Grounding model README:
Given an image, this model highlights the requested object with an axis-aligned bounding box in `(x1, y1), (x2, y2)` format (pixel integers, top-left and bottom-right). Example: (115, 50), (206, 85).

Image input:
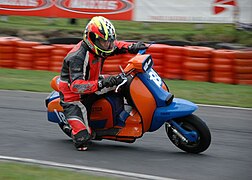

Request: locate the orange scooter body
(46, 54), (168, 142)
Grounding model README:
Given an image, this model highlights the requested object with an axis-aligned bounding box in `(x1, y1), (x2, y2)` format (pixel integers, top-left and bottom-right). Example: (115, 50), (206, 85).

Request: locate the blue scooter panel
(149, 98), (198, 131)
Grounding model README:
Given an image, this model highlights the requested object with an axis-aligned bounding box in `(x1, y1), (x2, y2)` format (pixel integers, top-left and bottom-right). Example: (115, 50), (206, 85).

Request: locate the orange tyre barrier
(102, 55), (122, 74)
(16, 40), (40, 48)
(212, 77), (235, 84)
(212, 50), (235, 59)
(236, 79), (252, 85)
(50, 44), (72, 72)
(184, 46), (213, 58)
(163, 46), (184, 80)
(164, 45), (184, 55)
(102, 64), (121, 74)
(164, 54), (182, 63)
(0, 46), (15, 53)
(1, 35), (252, 86)
(182, 46), (213, 82)
(183, 74), (209, 82)
(212, 57), (233, 65)
(0, 37), (21, 68)
(233, 50), (252, 85)
(165, 62), (182, 69)
(236, 73), (252, 80)
(120, 54), (134, 68)
(153, 65), (163, 76)
(234, 66), (252, 74)
(146, 44), (166, 75)
(234, 58), (252, 66)
(212, 64), (233, 72)
(235, 50), (252, 59)
(211, 50), (235, 84)
(183, 60), (210, 71)
(146, 44), (167, 53)
(15, 40), (40, 70)
(33, 45), (54, 71)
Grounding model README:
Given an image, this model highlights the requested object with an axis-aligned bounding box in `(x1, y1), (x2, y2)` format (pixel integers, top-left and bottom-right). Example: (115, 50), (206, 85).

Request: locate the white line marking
(0, 155), (176, 180)
(197, 104), (252, 111)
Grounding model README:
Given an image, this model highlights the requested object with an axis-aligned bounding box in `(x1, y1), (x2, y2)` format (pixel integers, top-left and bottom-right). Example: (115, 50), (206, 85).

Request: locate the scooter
(45, 48), (211, 154)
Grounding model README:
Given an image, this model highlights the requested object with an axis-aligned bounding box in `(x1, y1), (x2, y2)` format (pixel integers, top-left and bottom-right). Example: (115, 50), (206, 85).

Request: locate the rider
(58, 16), (147, 151)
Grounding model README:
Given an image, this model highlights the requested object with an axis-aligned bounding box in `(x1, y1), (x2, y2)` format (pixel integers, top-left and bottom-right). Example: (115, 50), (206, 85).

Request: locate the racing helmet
(83, 16), (116, 57)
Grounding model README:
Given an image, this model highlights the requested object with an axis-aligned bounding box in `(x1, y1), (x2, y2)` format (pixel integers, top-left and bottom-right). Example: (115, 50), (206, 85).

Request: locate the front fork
(166, 120), (198, 143)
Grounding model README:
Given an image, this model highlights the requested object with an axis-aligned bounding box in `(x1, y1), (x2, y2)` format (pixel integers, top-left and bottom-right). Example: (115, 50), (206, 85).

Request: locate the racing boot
(72, 129), (91, 151)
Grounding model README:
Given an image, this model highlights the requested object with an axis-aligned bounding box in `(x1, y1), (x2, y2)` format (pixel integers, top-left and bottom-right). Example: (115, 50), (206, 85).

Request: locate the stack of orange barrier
(211, 50), (235, 84)
(183, 46), (213, 82)
(119, 42), (135, 70)
(121, 53), (135, 67)
(102, 54), (123, 75)
(16, 40), (40, 70)
(234, 50), (252, 85)
(1, 36), (251, 86)
(163, 46), (184, 79)
(50, 44), (73, 72)
(0, 37), (21, 68)
(146, 44), (167, 76)
(33, 45), (55, 71)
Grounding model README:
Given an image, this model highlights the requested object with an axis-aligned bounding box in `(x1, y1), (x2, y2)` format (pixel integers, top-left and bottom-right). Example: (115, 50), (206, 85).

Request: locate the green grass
(0, 161), (117, 180)
(0, 16), (252, 46)
(0, 68), (251, 108)
(0, 68), (58, 92)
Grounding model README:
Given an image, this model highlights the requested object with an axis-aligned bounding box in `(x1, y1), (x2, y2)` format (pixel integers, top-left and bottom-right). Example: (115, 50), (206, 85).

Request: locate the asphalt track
(0, 90), (252, 180)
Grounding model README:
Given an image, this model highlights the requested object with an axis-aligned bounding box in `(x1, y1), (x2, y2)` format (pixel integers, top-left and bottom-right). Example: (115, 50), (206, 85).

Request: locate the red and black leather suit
(58, 40), (130, 147)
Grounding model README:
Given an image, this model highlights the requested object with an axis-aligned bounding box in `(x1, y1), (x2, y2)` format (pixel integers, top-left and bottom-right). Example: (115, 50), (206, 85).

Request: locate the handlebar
(138, 41), (155, 55)
(114, 42), (155, 93)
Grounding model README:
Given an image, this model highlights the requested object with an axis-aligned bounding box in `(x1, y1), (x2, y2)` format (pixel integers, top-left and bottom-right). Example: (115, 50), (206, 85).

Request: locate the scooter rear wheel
(165, 114), (211, 154)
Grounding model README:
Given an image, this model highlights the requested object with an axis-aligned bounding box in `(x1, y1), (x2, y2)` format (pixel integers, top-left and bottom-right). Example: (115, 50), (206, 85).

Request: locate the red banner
(0, 0), (134, 20)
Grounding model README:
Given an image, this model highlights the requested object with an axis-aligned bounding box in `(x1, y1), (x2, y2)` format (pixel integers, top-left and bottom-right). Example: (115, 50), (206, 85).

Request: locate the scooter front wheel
(165, 114), (211, 154)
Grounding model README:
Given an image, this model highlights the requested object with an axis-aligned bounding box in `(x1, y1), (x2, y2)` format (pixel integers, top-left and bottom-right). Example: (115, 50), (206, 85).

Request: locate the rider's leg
(61, 101), (91, 151)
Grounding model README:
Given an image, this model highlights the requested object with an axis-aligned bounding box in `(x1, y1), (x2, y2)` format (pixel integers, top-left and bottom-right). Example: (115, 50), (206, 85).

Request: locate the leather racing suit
(58, 40), (130, 148)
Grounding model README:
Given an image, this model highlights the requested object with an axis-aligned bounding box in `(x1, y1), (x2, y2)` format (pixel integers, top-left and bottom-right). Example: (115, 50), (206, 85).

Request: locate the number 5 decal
(148, 69), (162, 87)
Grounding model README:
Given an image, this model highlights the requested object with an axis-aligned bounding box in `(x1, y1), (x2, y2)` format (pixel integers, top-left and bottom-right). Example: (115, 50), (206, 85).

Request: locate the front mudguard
(149, 98), (198, 131)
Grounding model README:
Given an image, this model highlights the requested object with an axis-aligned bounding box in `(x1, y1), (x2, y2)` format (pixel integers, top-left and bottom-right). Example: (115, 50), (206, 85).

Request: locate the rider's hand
(128, 41), (147, 54)
(98, 75), (122, 89)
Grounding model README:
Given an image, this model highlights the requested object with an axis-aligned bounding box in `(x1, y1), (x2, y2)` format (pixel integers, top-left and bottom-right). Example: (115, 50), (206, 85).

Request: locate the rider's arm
(112, 41), (147, 55)
(112, 41), (131, 55)
(68, 56), (99, 94)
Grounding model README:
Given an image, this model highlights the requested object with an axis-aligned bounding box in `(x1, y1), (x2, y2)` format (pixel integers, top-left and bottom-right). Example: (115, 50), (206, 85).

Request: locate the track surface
(0, 90), (252, 180)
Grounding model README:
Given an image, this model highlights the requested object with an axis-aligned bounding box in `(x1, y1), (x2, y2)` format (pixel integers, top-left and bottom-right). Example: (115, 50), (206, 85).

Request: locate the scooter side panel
(129, 76), (156, 133)
(90, 98), (114, 129)
(149, 98), (198, 131)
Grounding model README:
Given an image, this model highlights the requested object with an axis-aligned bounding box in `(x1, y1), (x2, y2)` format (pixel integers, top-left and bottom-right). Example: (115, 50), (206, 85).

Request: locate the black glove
(128, 41), (147, 54)
(98, 75), (122, 89)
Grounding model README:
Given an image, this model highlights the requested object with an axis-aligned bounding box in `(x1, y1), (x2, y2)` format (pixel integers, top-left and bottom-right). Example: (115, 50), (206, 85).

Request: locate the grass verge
(0, 16), (252, 46)
(0, 68), (251, 108)
(0, 161), (116, 180)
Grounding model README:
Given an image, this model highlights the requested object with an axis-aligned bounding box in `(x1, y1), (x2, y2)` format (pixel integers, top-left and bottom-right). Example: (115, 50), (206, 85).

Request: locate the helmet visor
(94, 37), (115, 51)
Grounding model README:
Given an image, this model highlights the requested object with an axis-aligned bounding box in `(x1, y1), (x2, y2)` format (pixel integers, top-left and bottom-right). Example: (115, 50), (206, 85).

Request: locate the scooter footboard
(149, 98), (198, 131)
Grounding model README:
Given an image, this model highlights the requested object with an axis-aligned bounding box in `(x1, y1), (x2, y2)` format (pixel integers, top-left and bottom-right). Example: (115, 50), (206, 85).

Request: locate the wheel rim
(167, 122), (201, 148)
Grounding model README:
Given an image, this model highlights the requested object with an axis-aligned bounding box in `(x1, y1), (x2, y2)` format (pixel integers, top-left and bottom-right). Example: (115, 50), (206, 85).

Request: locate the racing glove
(128, 41), (147, 54)
(98, 75), (122, 90)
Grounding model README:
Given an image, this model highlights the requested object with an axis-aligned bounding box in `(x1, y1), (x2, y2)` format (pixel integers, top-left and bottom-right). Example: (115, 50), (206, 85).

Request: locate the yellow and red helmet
(83, 16), (116, 57)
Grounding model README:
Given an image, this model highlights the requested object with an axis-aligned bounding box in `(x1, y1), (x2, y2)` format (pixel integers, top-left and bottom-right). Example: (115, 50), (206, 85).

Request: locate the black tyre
(58, 122), (72, 138)
(165, 114), (211, 154)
